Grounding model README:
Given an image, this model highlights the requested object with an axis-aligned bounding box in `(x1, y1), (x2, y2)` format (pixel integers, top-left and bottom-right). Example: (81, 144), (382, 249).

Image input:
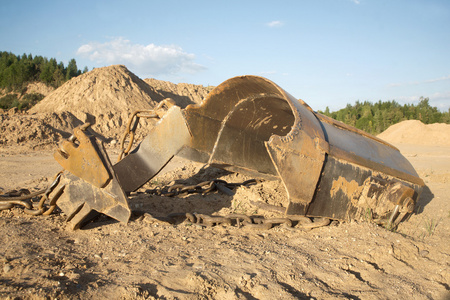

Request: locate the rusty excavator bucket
(53, 76), (424, 229)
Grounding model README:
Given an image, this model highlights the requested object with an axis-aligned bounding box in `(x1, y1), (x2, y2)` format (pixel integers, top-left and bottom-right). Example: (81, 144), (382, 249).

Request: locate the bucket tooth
(54, 124), (130, 229)
(57, 172), (130, 229)
(54, 106), (191, 229)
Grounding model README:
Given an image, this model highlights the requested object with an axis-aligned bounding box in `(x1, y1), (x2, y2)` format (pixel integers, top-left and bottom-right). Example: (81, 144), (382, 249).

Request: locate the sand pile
(2, 65), (212, 149)
(1, 82), (54, 98)
(378, 120), (450, 146)
(29, 65), (164, 137)
(24, 82), (55, 96)
(144, 78), (213, 108)
(0, 111), (82, 149)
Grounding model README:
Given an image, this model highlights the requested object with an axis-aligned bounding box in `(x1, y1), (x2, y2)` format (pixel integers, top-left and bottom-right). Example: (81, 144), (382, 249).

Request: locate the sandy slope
(377, 120), (450, 146)
(0, 141), (449, 300)
(1, 66), (213, 150)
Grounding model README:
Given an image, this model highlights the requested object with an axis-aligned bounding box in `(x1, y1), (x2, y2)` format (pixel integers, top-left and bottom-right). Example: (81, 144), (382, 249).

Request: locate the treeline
(0, 51), (87, 91)
(319, 97), (450, 135)
(0, 51), (88, 110)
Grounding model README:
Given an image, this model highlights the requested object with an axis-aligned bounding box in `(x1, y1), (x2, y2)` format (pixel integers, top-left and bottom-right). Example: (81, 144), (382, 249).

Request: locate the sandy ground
(0, 144), (449, 300)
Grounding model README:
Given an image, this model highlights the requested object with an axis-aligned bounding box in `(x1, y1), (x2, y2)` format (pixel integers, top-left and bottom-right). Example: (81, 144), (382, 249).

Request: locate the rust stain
(330, 176), (361, 200)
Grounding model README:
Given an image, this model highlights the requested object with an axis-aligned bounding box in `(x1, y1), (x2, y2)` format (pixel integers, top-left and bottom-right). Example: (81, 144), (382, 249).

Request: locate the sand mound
(3, 65), (213, 149)
(377, 120), (450, 146)
(0, 111), (82, 149)
(28, 65), (169, 142)
(25, 82), (54, 96)
(144, 78), (213, 108)
(27, 65), (213, 142)
(1, 82), (54, 99)
(30, 65), (163, 123)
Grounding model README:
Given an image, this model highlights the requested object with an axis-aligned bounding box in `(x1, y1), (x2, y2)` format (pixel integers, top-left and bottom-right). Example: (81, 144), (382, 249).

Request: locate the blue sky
(1, 0), (449, 112)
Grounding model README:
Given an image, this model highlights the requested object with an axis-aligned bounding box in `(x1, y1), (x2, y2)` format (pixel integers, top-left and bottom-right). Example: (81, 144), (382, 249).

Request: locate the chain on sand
(117, 99), (176, 161)
(141, 212), (330, 231)
(0, 171), (64, 216)
(0, 170), (332, 231)
(141, 179), (331, 231)
(1, 174), (331, 230)
(144, 179), (262, 197)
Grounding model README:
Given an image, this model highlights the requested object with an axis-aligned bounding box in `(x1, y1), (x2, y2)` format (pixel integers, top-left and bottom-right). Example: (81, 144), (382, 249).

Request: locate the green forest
(319, 98), (450, 135)
(0, 51), (86, 110)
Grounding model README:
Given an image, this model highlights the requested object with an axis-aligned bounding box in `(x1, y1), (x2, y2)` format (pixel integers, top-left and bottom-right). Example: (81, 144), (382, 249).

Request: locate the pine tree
(66, 58), (78, 81)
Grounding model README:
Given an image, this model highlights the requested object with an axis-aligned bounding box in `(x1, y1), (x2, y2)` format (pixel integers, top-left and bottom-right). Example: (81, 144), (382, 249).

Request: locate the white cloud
(266, 20), (284, 28)
(424, 75), (450, 84)
(429, 91), (450, 100)
(394, 92), (450, 111)
(351, 0), (360, 4)
(77, 37), (206, 76)
(388, 75), (450, 88)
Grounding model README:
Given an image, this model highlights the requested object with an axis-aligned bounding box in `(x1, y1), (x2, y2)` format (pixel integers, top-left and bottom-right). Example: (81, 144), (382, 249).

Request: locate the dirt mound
(2, 65), (214, 150)
(24, 82), (54, 96)
(27, 65), (169, 143)
(144, 78), (213, 108)
(30, 65), (162, 122)
(0, 82), (53, 99)
(0, 111), (82, 150)
(378, 120), (450, 146)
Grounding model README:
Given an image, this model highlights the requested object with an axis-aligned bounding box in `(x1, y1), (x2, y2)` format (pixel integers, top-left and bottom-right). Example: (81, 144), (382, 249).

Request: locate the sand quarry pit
(0, 66), (449, 299)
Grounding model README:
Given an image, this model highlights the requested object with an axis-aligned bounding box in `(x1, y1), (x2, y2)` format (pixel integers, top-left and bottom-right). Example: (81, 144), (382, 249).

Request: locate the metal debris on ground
(140, 212), (331, 231)
(143, 179), (262, 197)
(0, 172), (64, 216)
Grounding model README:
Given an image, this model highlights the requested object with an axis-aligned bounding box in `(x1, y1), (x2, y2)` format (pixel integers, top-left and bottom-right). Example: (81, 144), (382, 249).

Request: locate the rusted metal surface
(117, 98), (176, 161)
(57, 171), (130, 229)
(318, 117), (424, 186)
(180, 76), (328, 217)
(179, 76), (423, 224)
(54, 124), (130, 229)
(54, 123), (111, 189)
(53, 75), (424, 229)
(113, 105), (191, 193)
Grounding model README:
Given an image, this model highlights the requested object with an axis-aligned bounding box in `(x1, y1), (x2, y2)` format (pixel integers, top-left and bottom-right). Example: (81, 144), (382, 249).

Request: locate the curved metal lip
(197, 75), (325, 148)
(187, 75), (424, 187)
